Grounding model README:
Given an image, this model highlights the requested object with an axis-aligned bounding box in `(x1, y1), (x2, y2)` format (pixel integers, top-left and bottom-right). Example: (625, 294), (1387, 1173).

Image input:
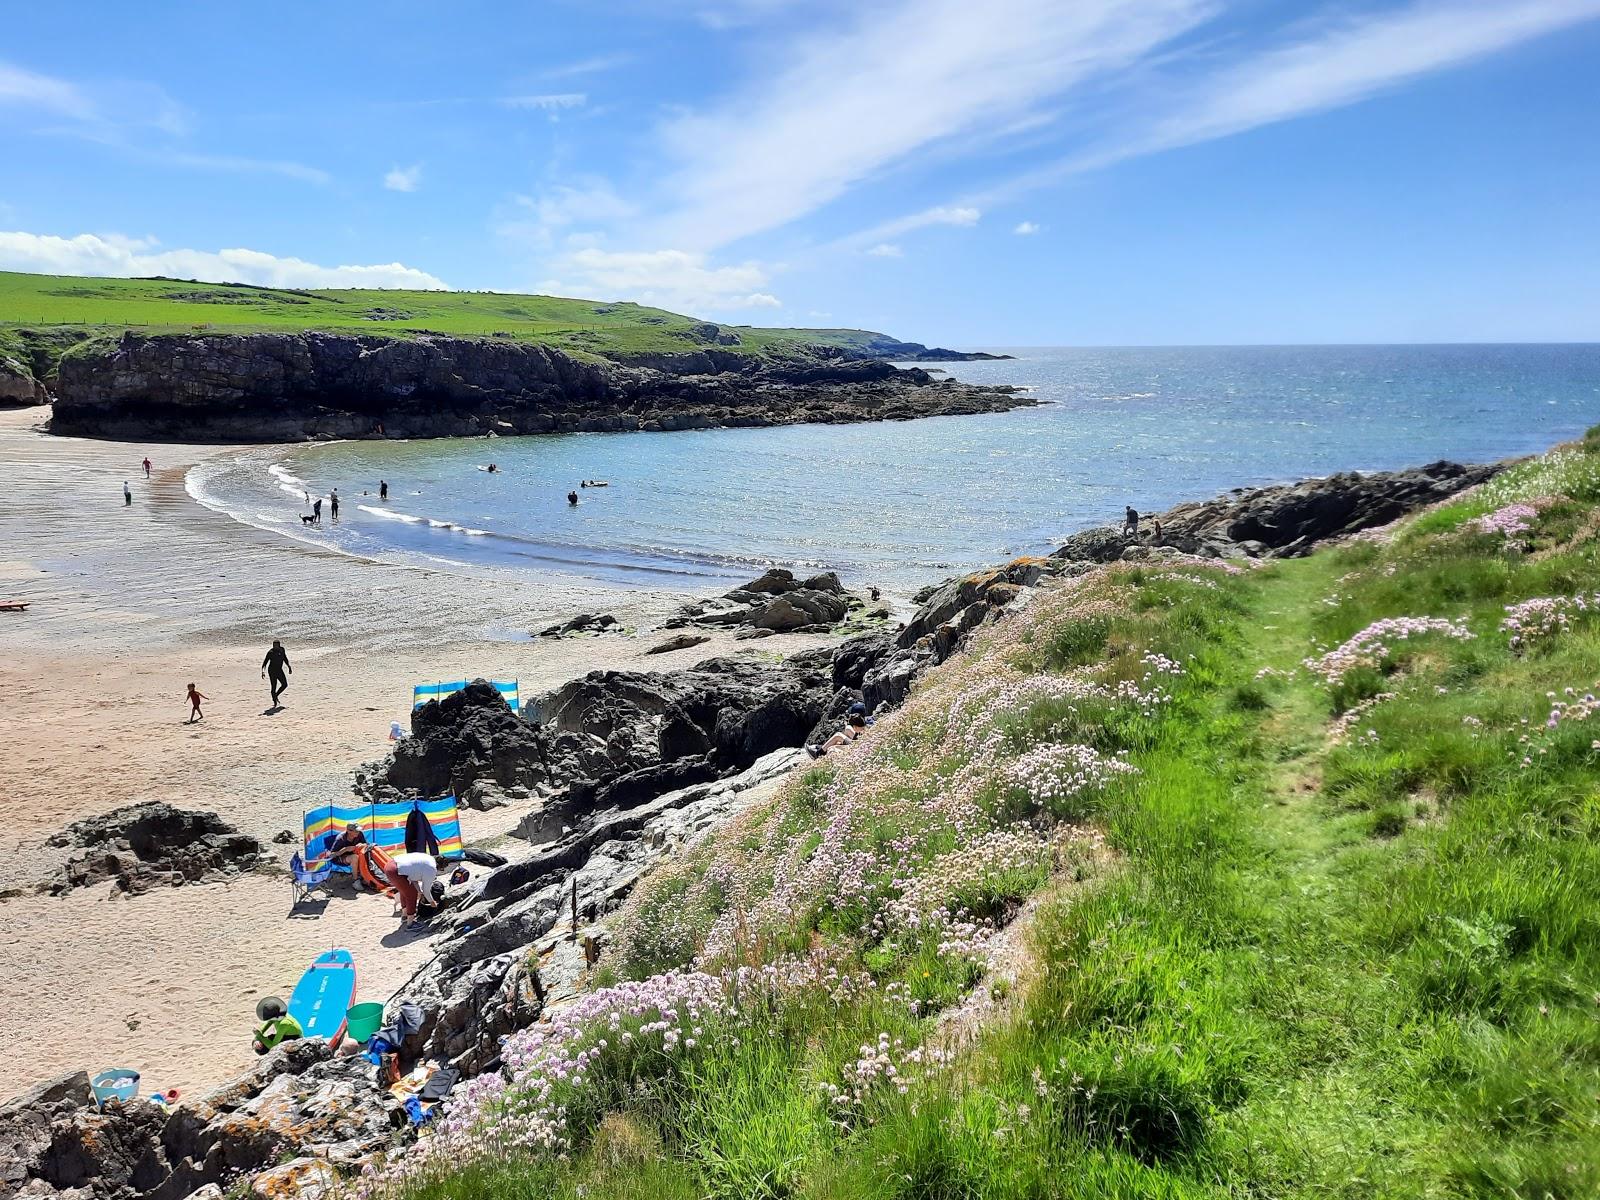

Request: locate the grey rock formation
(49, 332), (1031, 442)
(663, 568), (872, 635)
(45, 803), (265, 896)
(1055, 460), (1504, 563)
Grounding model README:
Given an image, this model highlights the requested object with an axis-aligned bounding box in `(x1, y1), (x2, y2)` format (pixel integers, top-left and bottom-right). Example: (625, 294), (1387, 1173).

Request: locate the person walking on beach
(1123, 505), (1139, 539)
(185, 682), (209, 723)
(329, 489), (340, 520)
(142, 457), (151, 478)
(262, 639), (292, 708)
(312, 497), (322, 524)
(379, 480), (388, 501)
(123, 481), (133, 506)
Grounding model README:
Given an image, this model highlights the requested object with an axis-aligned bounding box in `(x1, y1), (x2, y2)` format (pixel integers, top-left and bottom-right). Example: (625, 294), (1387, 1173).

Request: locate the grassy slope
(0, 270), (902, 370)
(385, 434), (1600, 1200)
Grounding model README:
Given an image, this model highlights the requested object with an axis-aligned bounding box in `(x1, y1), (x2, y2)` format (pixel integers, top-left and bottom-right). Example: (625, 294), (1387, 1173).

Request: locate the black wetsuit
(263, 644), (291, 705)
(379, 481), (388, 501)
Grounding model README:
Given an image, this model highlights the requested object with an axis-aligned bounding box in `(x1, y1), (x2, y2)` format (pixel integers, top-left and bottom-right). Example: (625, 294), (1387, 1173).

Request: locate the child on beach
(185, 683), (209, 723)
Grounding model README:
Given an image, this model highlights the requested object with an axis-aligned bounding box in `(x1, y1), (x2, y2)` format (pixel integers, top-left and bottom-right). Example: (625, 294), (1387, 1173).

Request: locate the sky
(2, 0), (1598, 345)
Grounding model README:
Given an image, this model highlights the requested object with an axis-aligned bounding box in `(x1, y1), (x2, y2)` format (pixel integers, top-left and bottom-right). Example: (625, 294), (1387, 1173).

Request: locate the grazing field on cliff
(372, 432), (1600, 1200)
(0, 269), (905, 365)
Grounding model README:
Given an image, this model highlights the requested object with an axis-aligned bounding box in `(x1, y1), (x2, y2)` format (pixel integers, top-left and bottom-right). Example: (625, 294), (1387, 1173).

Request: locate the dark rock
(537, 613), (620, 638)
(50, 804), (264, 895)
(644, 632), (710, 655)
(49, 331), (1032, 442)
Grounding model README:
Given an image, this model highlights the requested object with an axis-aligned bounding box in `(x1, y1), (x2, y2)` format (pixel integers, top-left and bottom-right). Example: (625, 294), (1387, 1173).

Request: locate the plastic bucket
(345, 1002), (385, 1044)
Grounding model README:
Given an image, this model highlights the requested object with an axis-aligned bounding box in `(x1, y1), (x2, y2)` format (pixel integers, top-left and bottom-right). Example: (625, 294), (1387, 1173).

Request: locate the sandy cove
(0, 407), (835, 1102)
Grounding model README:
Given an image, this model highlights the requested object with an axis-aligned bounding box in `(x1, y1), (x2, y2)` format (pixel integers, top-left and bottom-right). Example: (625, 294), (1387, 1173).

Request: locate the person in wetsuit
(567, 490), (579, 506)
(262, 639), (292, 707)
(379, 480), (388, 501)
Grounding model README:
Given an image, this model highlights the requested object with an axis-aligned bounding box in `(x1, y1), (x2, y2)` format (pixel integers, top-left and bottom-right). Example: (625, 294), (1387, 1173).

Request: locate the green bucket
(345, 1002), (385, 1044)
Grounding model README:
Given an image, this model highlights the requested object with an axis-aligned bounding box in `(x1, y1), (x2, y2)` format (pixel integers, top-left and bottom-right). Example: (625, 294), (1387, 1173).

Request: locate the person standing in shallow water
(329, 489), (339, 520)
(567, 490), (579, 506)
(142, 457), (151, 478)
(123, 481), (132, 506)
(379, 480), (388, 501)
(262, 639), (292, 708)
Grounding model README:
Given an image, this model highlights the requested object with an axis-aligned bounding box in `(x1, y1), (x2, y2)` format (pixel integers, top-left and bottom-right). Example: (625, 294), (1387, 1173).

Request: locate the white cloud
(650, 0), (1208, 249)
(1013, 220), (1041, 235)
(383, 163), (422, 192)
(865, 242), (903, 258)
(0, 231), (447, 290)
(540, 52), (635, 79)
(978, 0), (1600, 203)
(495, 182), (638, 250)
(502, 92), (588, 111)
(544, 247), (781, 313)
(0, 60), (96, 120)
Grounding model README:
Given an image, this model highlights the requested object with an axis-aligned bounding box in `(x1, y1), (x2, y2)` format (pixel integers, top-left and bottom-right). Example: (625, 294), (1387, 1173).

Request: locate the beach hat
(255, 996), (287, 1022)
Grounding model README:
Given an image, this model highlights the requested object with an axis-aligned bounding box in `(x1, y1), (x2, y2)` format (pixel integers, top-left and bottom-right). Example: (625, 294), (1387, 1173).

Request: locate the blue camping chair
(288, 850), (338, 907)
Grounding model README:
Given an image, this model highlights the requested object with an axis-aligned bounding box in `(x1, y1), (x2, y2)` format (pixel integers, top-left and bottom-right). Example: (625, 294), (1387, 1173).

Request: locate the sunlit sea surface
(189, 344), (1600, 594)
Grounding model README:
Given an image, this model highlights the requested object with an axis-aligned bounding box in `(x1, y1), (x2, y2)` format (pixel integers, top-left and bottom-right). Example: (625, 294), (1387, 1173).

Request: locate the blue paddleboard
(288, 949), (357, 1044)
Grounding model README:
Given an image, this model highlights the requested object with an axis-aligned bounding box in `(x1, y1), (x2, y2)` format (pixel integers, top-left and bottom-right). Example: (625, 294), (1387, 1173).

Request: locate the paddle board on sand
(288, 949), (357, 1045)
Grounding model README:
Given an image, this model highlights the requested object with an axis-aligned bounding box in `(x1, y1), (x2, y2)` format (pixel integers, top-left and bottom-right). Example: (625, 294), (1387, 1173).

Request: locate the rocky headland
(46, 331), (1029, 442)
(0, 456), (1503, 1200)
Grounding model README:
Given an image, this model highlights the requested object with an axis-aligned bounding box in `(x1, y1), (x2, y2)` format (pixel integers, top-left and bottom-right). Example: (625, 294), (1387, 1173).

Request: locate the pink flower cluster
(1468, 501), (1545, 539)
(1500, 593), (1598, 650)
(1002, 743), (1138, 810)
(819, 1032), (952, 1125)
(1303, 616), (1474, 686)
(1329, 692), (1396, 746)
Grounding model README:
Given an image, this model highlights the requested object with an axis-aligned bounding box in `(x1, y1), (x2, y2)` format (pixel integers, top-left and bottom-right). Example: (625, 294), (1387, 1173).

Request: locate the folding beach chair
(288, 850), (338, 908)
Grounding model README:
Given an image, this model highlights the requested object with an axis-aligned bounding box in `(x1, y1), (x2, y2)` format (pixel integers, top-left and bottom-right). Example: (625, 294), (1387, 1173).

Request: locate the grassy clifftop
(0, 270), (907, 366)
(373, 432), (1600, 1199)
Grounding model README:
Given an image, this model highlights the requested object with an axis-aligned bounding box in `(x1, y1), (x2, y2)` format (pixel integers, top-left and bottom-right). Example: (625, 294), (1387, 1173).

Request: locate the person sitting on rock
(807, 714), (867, 758)
(252, 997), (303, 1056)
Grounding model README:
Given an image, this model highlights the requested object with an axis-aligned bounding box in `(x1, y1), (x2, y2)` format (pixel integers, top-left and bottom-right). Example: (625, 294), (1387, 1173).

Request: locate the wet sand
(0, 408), (824, 1100)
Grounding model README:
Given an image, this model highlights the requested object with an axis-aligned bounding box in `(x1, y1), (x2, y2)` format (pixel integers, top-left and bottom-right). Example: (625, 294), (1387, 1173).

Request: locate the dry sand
(0, 408), (826, 1101)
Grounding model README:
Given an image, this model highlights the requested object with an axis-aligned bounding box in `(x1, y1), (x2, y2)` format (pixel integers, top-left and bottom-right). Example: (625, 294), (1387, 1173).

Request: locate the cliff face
(49, 331), (1029, 442)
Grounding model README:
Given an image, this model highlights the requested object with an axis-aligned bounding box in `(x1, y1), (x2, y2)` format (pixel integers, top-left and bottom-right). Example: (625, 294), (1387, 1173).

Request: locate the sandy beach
(0, 407), (828, 1101)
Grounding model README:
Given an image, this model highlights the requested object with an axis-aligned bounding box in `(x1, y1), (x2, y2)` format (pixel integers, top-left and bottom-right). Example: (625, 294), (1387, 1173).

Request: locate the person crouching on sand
(186, 683), (209, 723)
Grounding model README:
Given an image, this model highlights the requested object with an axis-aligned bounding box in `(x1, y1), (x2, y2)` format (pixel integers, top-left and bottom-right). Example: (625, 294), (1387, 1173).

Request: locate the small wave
(359, 504), (426, 525)
(268, 463), (306, 487)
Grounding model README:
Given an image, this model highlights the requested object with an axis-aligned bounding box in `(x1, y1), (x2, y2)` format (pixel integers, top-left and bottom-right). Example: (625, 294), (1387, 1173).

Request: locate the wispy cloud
(384, 163), (423, 192)
(502, 92), (588, 112)
(649, 0), (1209, 250)
(539, 52), (636, 80)
(0, 230), (447, 289)
(1, 58), (327, 183)
(1013, 220), (1041, 235)
(976, 0), (1600, 203)
(542, 247), (781, 313)
(865, 242), (903, 258)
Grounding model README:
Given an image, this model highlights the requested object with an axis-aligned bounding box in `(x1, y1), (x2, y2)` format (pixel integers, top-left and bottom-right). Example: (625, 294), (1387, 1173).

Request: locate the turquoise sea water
(190, 345), (1600, 594)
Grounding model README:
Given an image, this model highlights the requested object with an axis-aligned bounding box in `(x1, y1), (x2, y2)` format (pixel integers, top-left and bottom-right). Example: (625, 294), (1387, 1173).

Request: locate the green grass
(387, 438), (1600, 1200)
(0, 269), (919, 377)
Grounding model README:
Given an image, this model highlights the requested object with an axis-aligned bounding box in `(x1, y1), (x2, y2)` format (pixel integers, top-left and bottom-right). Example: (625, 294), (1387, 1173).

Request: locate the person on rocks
(807, 713), (867, 758)
(185, 682), (209, 723)
(142, 456), (151, 478)
(1123, 505), (1140, 538)
(123, 480), (133, 506)
(251, 997), (303, 1056)
(262, 639), (292, 708)
(379, 479), (388, 501)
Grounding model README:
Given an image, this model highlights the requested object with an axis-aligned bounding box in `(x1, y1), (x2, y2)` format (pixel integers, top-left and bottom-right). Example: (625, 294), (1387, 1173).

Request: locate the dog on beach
(300, 514), (318, 525)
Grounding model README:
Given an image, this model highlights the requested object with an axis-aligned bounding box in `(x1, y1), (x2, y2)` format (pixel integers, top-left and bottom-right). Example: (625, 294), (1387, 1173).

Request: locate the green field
(375, 435), (1600, 1200)
(0, 269), (904, 372)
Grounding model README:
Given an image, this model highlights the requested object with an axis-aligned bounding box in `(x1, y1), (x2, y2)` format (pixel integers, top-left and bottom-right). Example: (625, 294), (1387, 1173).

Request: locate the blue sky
(2, 0), (1598, 344)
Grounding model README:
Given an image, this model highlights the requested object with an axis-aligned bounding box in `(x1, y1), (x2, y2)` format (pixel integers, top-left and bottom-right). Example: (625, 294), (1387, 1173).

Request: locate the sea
(188, 344), (1600, 596)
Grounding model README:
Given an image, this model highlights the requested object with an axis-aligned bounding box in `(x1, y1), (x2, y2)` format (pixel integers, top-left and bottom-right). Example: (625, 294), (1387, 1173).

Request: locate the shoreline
(0, 406), (847, 1101)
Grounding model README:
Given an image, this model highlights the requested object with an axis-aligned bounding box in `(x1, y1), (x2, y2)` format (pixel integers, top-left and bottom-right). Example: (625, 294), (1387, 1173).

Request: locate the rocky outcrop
(42, 803), (266, 897)
(0, 351), (47, 407)
(49, 331), (1030, 442)
(662, 568), (882, 637)
(1055, 460), (1505, 563)
(831, 333), (1014, 363)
